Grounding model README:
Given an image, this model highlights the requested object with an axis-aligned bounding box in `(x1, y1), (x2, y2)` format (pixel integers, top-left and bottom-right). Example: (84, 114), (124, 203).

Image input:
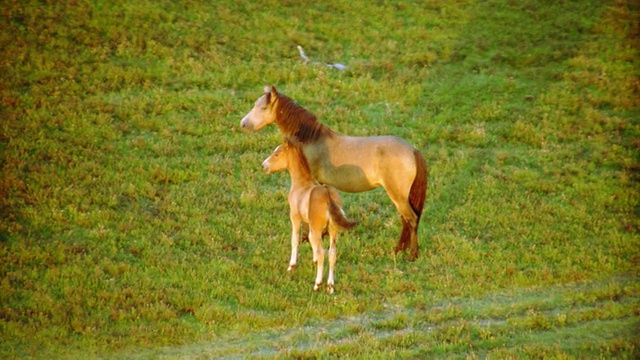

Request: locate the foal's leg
(326, 225), (338, 294)
(309, 226), (324, 291)
(288, 216), (301, 271)
(300, 223), (310, 244)
(309, 228), (319, 264)
(301, 223), (329, 243)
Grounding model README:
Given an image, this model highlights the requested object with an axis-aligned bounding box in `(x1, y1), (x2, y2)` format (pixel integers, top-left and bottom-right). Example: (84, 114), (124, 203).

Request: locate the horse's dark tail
(328, 197), (358, 230)
(410, 150), (428, 222)
(397, 150), (428, 260)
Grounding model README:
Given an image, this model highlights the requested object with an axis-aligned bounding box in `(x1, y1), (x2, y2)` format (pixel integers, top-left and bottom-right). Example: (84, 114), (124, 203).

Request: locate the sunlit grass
(1, 0), (638, 358)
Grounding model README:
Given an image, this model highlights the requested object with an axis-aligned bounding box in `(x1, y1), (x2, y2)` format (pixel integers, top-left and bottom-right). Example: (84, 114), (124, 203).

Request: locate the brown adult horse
(242, 85), (427, 260)
(262, 138), (357, 293)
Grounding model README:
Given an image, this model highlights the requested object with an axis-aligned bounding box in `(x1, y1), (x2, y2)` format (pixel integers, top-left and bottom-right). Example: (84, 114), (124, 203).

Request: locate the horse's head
(241, 85), (279, 132)
(261, 142), (289, 174)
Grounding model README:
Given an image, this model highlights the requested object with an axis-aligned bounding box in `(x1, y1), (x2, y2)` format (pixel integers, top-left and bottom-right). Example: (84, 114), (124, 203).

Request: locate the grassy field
(1, 0), (639, 358)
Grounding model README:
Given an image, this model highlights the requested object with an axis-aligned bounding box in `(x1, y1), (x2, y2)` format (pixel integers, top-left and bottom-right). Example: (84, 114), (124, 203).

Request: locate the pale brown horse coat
(262, 138), (357, 293)
(242, 85), (427, 260)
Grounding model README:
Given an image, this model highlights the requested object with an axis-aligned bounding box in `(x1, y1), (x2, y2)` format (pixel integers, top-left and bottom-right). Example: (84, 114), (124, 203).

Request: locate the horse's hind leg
(396, 217), (411, 253)
(398, 214), (418, 260)
(402, 215), (420, 261)
(386, 191), (419, 260)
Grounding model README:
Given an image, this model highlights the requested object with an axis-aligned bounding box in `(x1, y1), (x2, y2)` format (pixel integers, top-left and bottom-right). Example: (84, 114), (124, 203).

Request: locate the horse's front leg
(288, 217), (301, 271)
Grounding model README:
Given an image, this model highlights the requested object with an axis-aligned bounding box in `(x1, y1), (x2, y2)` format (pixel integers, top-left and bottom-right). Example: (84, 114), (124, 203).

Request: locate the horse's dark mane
(275, 94), (336, 143)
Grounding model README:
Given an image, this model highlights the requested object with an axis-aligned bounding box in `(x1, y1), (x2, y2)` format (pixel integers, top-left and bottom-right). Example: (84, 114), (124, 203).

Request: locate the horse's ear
(264, 85), (278, 105)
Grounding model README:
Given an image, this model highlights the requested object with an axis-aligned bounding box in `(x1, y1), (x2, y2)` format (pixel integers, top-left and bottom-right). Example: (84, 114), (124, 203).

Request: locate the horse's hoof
(313, 282), (322, 291)
(287, 264), (296, 271)
(327, 284), (335, 294)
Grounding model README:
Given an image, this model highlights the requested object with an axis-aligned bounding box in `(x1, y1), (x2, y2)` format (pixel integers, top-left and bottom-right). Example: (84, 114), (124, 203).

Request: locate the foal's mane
(274, 94), (336, 143)
(284, 137), (313, 177)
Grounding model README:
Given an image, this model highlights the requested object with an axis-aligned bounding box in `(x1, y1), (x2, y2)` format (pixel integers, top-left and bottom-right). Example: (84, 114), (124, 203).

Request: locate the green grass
(1, 0), (639, 358)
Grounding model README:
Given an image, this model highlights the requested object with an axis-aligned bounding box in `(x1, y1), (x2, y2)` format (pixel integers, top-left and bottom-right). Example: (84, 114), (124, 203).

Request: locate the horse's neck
(275, 99), (335, 142)
(276, 120), (312, 140)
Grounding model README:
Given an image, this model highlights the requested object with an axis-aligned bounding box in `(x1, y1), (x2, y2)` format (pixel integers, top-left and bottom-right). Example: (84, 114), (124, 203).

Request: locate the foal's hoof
(327, 284), (335, 294)
(287, 264), (297, 271)
(313, 282), (322, 291)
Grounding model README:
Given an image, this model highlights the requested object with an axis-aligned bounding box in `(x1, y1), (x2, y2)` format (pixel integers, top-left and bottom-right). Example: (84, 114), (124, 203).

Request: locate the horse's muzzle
(240, 117), (254, 132)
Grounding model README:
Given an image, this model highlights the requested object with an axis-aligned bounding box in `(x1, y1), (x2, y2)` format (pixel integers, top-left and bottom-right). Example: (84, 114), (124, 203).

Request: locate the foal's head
(261, 138), (310, 175)
(262, 142), (288, 174)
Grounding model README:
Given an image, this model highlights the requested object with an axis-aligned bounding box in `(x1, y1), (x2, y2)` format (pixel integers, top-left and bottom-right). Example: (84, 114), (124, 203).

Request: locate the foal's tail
(328, 196), (358, 230)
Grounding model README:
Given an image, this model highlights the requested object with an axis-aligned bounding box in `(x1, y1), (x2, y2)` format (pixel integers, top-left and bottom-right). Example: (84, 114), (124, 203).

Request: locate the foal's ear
(284, 136), (301, 149)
